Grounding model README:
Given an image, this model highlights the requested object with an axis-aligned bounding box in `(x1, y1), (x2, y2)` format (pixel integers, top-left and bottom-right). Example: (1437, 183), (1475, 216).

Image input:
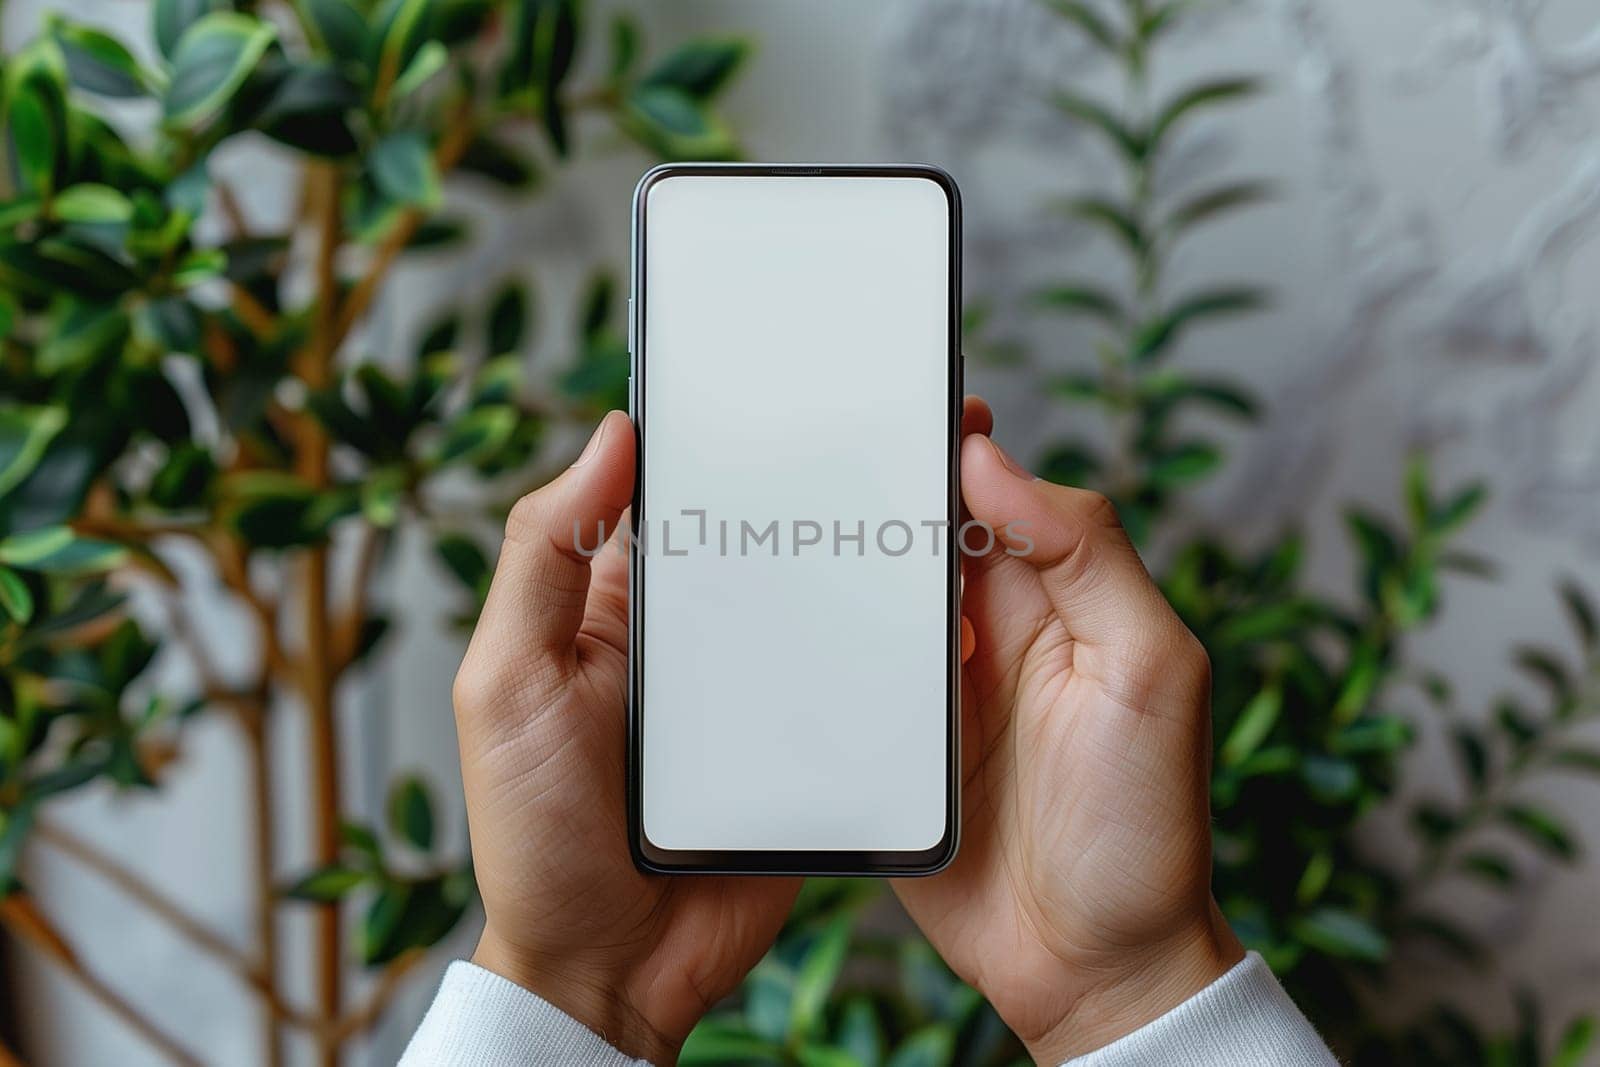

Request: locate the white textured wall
(5, 1), (1599, 1063)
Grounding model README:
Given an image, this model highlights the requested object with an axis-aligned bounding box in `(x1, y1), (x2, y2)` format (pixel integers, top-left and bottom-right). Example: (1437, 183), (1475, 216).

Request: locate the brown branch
(300, 162), (346, 1067)
(32, 822), (319, 1032)
(333, 524), (387, 670)
(216, 179), (252, 237)
(34, 823), (255, 981)
(330, 101), (477, 349)
(328, 949), (427, 1042)
(231, 284), (280, 339)
(0, 895), (204, 1067)
(241, 705), (285, 1067)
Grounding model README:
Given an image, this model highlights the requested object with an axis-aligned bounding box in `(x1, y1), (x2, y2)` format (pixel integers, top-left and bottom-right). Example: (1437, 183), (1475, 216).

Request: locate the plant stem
(0, 897), (203, 1067)
(242, 704), (284, 1067)
(300, 162), (345, 1067)
(331, 98), (477, 349)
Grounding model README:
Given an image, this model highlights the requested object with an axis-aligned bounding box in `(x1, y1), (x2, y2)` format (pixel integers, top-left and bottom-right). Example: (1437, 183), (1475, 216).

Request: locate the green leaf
(283, 864), (367, 901)
(1550, 748), (1600, 775)
(1146, 442), (1221, 488)
(1132, 287), (1266, 362)
(797, 1049), (861, 1067)
(1301, 755), (1360, 804)
(1459, 850), (1516, 887)
(173, 248), (228, 287)
(7, 67), (68, 196)
(51, 183), (134, 224)
(1165, 181), (1273, 235)
(340, 821), (384, 866)
(1553, 1018), (1596, 1067)
(1404, 913), (1483, 963)
(0, 566), (33, 624)
(1331, 715), (1412, 756)
(150, 444), (216, 510)
(488, 281), (531, 355)
(580, 274), (615, 340)
(1059, 194), (1145, 253)
(153, 0), (224, 59)
(789, 914), (853, 1039)
(223, 473), (320, 548)
(393, 39), (448, 99)
(1037, 441), (1101, 485)
(1044, 0), (1121, 51)
(1149, 78), (1260, 148)
(457, 134), (541, 189)
(361, 468), (407, 527)
(628, 85), (712, 138)
(1452, 727), (1488, 790)
(22, 536), (128, 575)
(165, 14), (278, 128)
(1558, 579), (1597, 650)
(371, 130), (440, 207)
(641, 37), (750, 99)
(254, 61), (361, 157)
(303, 0), (371, 66)
(435, 406), (517, 465)
(680, 1018), (783, 1066)
(835, 996), (885, 1067)
(0, 406), (68, 497)
(0, 526), (74, 567)
(53, 22), (153, 98)
(1053, 89), (1144, 160)
(885, 1024), (956, 1067)
(1431, 482), (1488, 535)
(370, 0), (433, 102)
(1031, 283), (1126, 325)
(1513, 646), (1572, 703)
(1497, 804), (1577, 861)
(608, 15), (641, 81)
(388, 775), (435, 850)
(1290, 908), (1388, 962)
(434, 533), (490, 594)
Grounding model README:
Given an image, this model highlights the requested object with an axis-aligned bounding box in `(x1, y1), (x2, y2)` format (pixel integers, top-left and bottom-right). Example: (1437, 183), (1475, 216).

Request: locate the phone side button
(627, 296), (635, 356)
(627, 374), (634, 416)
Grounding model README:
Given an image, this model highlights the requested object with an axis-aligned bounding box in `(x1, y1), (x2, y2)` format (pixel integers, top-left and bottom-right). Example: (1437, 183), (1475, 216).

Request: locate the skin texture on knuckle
(503, 487), (552, 547)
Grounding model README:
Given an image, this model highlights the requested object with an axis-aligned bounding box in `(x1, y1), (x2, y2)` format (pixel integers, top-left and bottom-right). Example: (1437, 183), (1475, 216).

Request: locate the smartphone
(627, 163), (961, 876)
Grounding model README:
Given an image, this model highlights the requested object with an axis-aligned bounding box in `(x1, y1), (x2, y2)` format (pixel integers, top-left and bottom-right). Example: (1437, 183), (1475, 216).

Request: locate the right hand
(895, 397), (1244, 1064)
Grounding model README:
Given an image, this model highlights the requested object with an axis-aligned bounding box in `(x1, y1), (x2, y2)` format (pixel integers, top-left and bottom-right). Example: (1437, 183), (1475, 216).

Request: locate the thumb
(960, 433), (1181, 657)
(462, 411), (635, 693)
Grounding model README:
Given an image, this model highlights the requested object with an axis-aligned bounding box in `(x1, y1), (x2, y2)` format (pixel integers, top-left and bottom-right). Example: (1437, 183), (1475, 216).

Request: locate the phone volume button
(627, 296), (635, 356)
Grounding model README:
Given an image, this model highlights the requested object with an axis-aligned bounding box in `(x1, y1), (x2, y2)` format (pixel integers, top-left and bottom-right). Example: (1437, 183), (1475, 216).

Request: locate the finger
(959, 434), (1179, 654)
(961, 394), (993, 438)
(960, 615), (976, 663)
(469, 411), (635, 671)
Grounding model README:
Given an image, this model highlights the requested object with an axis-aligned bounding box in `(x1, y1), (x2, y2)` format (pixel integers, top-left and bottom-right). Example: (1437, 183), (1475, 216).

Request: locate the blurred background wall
(4, 0), (1598, 1062)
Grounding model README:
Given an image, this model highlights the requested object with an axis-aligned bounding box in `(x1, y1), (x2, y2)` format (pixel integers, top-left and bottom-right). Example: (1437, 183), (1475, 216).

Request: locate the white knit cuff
(399, 960), (652, 1066)
(1062, 951), (1337, 1066)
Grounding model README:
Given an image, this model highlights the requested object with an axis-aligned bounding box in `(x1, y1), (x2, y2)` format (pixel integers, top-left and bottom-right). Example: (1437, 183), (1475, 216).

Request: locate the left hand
(452, 411), (800, 1063)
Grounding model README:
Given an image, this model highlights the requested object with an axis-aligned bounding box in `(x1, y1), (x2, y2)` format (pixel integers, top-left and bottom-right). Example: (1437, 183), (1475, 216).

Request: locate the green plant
(683, 1), (1598, 1064)
(0, 0), (747, 1062)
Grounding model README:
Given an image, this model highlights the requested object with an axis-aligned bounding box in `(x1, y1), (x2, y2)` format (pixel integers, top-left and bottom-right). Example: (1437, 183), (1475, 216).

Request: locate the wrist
(472, 931), (680, 1064)
(1022, 903), (1245, 1065)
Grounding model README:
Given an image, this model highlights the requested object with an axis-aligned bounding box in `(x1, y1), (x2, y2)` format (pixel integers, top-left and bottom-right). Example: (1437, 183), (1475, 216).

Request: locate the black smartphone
(628, 163), (962, 876)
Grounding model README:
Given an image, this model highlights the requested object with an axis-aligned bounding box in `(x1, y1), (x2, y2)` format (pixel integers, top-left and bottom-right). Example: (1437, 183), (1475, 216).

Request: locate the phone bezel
(627, 162), (962, 876)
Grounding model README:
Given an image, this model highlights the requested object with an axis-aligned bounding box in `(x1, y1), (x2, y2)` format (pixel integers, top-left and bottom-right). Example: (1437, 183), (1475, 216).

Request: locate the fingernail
(986, 436), (1033, 480)
(572, 417), (607, 468)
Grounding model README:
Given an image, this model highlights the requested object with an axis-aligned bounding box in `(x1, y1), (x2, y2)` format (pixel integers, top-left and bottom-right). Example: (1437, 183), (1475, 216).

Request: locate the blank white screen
(640, 173), (952, 852)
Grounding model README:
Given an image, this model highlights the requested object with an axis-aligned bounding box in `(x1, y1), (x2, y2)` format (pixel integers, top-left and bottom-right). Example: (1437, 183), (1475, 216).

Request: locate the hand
(452, 411), (800, 1063)
(896, 397), (1244, 1064)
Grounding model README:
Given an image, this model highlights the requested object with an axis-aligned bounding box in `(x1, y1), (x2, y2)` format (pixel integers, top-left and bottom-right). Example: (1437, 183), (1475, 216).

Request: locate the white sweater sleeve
(400, 952), (1333, 1067)
(1062, 951), (1337, 1066)
(399, 961), (649, 1067)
